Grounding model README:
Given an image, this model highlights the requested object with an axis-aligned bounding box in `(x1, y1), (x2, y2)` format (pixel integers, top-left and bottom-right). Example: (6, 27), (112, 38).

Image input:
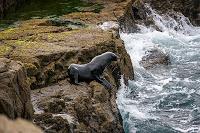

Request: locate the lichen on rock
(0, 0), (135, 132)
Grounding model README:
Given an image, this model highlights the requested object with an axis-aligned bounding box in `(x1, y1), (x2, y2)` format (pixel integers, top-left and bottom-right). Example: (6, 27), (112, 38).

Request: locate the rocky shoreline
(0, 0), (134, 132)
(0, 58), (33, 119)
(0, 0), (199, 132)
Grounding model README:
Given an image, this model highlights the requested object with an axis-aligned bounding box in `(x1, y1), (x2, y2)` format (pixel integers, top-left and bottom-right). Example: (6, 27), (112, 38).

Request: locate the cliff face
(32, 78), (125, 132)
(1, 0), (198, 132)
(120, 0), (199, 33)
(146, 0), (200, 26)
(0, 0), (134, 132)
(0, 58), (33, 119)
(0, 19), (133, 89)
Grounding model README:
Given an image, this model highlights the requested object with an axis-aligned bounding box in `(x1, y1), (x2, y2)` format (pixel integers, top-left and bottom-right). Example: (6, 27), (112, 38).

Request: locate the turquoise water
(0, 0), (103, 29)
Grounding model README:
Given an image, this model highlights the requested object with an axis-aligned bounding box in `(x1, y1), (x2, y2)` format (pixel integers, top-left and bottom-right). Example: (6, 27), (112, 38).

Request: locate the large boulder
(140, 48), (170, 69)
(0, 58), (33, 119)
(0, 115), (42, 133)
(32, 79), (124, 133)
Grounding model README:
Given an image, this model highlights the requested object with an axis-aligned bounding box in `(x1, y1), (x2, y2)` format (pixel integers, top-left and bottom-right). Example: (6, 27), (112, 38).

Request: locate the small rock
(0, 62), (7, 73)
(45, 98), (65, 113)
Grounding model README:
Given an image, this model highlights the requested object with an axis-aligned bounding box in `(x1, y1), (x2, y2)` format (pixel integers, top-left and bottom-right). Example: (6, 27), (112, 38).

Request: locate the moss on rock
(0, 45), (12, 57)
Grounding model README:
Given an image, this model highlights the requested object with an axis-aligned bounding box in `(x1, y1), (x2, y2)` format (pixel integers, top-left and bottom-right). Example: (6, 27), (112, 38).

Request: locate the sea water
(117, 5), (200, 133)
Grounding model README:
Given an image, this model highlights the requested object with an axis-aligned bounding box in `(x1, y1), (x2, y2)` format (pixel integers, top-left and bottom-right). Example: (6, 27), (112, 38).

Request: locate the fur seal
(68, 52), (119, 89)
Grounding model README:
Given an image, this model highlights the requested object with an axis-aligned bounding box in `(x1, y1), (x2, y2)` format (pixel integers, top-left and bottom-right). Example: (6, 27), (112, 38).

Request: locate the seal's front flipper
(73, 68), (86, 86)
(69, 66), (80, 85)
(94, 76), (113, 89)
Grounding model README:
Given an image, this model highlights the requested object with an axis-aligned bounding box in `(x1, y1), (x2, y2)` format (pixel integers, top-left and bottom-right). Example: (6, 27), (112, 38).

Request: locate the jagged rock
(120, 0), (200, 33)
(0, 58), (33, 119)
(34, 113), (70, 133)
(32, 80), (124, 133)
(0, 0), (134, 132)
(119, 0), (147, 33)
(0, 18), (133, 89)
(43, 98), (65, 113)
(30, 38), (133, 131)
(140, 48), (170, 69)
(146, 0), (200, 26)
(0, 115), (42, 133)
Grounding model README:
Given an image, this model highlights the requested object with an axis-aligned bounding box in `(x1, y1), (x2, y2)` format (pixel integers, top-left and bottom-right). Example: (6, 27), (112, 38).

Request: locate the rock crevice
(0, 58), (33, 119)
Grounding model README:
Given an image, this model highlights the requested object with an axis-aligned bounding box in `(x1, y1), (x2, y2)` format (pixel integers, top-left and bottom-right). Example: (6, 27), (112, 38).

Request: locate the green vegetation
(0, 0), (103, 29)
(0, 45), (12, 57)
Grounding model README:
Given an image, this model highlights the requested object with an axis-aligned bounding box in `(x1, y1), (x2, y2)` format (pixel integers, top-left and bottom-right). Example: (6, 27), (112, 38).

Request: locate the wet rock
(146, 0), (200, 26)
(0, 58), (33, 119)
(120, 0), (200, 33)
(140, 48), (170, 69)
(119, 0), (147, 33)
(0, 115), (42, 133)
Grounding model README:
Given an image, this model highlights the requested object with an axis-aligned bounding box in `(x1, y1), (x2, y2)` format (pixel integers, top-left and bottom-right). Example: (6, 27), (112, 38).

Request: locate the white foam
(98, 21), (119, 31)
(117, 4), (200, 132)
(175, 126), (200, 133)
(146, 4), (200, 36)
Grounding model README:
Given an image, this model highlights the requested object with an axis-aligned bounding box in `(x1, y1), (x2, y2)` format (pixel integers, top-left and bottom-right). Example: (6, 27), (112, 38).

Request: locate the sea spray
(117, 5), (200, 133)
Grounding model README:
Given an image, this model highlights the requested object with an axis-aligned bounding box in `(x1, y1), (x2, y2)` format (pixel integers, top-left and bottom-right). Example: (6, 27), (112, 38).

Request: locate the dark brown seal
(68, 52), (119, 89)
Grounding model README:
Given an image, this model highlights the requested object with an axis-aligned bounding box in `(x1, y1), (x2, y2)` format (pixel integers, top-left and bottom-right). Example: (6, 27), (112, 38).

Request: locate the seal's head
(103, 52), (119, 61)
